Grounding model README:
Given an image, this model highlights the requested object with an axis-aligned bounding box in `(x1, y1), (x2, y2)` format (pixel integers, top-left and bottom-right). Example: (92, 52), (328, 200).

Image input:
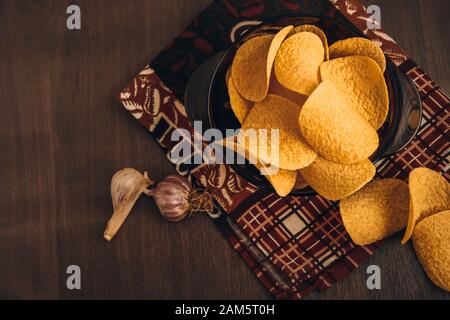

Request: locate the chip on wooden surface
(231, 26), (293, 102)
(320, 56), (389, 129)
(227, 75), (253, 123)
(241, 94), (317, 170)
(291, 24), (329, 60)
(274, 31), (324, 95)
(402, 167), (450, 244)
(413, 210), (450, 292)
(298, 81), (379, 164)
(299, 156), (375, 201)
(329, 37), (386, 73)
(340, 179), (409, 245)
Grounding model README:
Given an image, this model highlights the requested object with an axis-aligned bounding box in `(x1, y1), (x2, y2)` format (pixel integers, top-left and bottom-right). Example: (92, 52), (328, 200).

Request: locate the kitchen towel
(118, 0), (449, 299)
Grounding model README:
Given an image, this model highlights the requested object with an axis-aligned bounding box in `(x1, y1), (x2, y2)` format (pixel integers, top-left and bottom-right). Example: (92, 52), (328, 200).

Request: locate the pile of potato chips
(341, 168), (450, 291)
(227, 24), (388, 197)
(226, 24), (450, 292)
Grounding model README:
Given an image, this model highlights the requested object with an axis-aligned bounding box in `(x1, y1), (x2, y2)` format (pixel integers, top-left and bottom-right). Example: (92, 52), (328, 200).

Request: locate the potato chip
(260, 165), (296, 197)
(268, 73), (308, 107)
(401, 168), (450, 244)
(231, 26), (293, 102)
(291, 24), (329, 60)
(299, 156), (375, 201)
(241, 94), (317, 170)
(298, 81), (379, 164)
(329, 37), (386, 73)
(413, 210), (450, 292)
(274, 32), (324, 95)
(266, 25), (294, 75)
(320, 56), (389, 129)
(215, 135), (257, 167)
(231, 35), (273, 102)
(340, 179), (409, 245)
(217, 136), (296, 197)
(227, 75), (253, 123)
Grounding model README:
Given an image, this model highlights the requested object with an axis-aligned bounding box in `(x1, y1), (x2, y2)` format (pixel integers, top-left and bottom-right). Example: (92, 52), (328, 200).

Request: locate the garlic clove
(104, 168), (153, 241)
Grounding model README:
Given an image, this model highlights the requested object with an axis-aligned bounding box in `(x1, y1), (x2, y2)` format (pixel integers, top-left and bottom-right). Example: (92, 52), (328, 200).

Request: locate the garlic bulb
(104, 168), (153, 241)
(104, 169), (215, 241)
(144, 175), (192, 222)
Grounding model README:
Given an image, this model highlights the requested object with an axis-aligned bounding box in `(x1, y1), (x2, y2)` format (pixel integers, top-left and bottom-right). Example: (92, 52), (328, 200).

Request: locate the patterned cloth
(118, 0), (449, 299)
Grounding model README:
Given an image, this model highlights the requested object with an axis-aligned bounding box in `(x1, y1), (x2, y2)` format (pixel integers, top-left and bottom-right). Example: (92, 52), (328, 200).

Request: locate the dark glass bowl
(184, 14), (422, 196)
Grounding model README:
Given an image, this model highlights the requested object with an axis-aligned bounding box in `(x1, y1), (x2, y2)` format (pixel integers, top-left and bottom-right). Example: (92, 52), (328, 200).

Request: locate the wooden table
(0, 0), (448, 300)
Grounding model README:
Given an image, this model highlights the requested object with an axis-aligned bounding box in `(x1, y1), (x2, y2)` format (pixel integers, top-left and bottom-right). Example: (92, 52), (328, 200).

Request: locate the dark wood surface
(0, 0), (449, 300)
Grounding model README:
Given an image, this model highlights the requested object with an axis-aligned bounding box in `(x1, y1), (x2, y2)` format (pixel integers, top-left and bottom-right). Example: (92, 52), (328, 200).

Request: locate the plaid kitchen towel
(118, 0), (449, 299)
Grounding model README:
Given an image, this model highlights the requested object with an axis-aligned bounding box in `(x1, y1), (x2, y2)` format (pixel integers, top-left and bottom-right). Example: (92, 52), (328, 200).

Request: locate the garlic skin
(104, 168), (153, 241)
(145, 175), (192, 222)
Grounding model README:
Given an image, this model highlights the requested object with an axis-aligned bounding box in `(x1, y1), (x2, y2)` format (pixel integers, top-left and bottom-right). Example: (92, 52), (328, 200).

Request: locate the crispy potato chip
(299, 81), (379, 164)
(299, 156), (375, 201)
(216, 135), (258, 167)
(275, 32), (324, 95)
(231, 26), (293, 102)
(320, 56), (389, 129)
(227, 75), (253, 123)
(268, 73), (308, 107)
(413, 210), (450, 292)
(266, 25), (294, 74)
(340, 179), (409, 245)
(402, 168), (450, 244)
(217, 136), (296, 197)
(231, 35), (273, 102)
(329, 37), (386, 73)
(260, 165), (296, 197)
(291, 24), (329, 60)
(241, 94), (317, 170)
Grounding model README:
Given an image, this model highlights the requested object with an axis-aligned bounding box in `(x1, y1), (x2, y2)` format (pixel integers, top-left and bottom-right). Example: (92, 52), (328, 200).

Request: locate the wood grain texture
(0, 0), (448, 300)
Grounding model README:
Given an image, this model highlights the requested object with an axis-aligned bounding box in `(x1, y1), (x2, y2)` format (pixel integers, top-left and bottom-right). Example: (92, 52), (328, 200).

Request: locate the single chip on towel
(340, 179), (409, 245)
